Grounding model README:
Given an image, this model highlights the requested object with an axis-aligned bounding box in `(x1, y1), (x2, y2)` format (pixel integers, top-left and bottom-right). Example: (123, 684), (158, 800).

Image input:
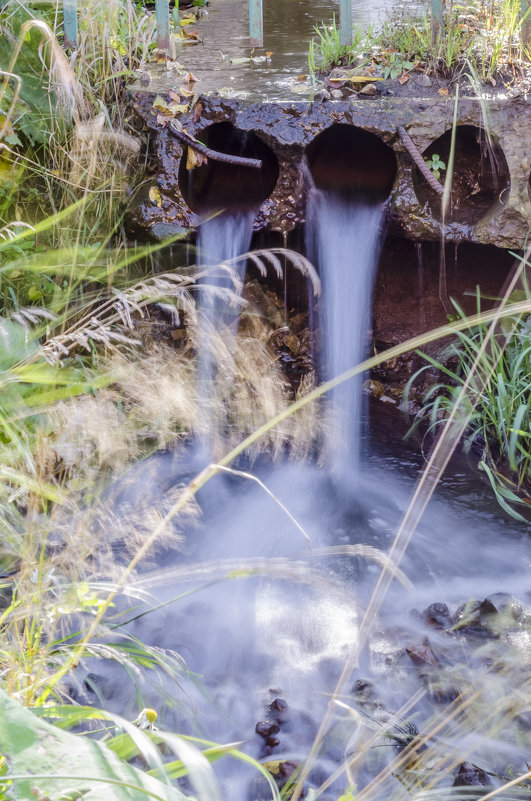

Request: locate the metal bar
(431, 0), (444, 45)
(249, 0), (263, 48)
(397, 126), (445, 196)
(63, 0), (78, 48)
(155, 0), (171, 51)
(168, 122), (263, 168)
(339, 0), (352, 46)
(521, 0), (531, 49)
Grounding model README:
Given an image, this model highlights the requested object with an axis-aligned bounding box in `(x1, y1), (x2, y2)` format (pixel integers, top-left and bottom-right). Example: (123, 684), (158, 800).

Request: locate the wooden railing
(62, 0), (531, 52)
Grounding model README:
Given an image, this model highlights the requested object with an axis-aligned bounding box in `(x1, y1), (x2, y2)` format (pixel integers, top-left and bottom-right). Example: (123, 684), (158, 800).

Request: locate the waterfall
(195, 210), (255, 447)
(306, 190), (384, 489)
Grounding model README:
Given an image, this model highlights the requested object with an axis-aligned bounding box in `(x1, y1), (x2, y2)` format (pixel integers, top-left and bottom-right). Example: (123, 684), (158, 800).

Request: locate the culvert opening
(306, 124), (397, 202)
(412, 125), (510, 225)
(178, 122), (279, 214)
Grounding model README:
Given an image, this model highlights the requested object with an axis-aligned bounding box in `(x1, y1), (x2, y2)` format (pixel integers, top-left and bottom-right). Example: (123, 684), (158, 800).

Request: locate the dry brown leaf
(192, 101), (203, 123)
(182, 28), (200, 40)
(438, 87), (449, 96)
(398, 73), (409, 85)
(186, 147), (207, 170)
(297, 74), (307, 81)
(185, 71), (198, 84)
(180, 86), (195, 98)
(168, 89), (181, 102)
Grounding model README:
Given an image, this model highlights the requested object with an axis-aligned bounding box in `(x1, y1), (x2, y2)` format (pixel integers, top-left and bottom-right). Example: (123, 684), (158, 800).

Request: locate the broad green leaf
(0, 689), (186, 800)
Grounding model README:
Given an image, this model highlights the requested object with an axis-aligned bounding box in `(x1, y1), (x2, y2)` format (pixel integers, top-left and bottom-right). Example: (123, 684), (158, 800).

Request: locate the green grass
(309, 0), (531, 82)
(406, 285), (531, 520)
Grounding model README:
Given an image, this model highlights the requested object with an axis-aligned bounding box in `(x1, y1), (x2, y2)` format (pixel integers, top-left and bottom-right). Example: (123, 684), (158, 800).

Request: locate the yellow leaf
(347, 75), (384, 83)
(149, 186), (162, 207)
(186, 148), (207, 170)
(179, 86), (195, 98)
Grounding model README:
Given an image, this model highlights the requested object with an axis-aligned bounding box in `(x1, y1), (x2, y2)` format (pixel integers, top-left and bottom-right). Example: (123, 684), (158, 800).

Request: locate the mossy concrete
(127, 89), (531, 248)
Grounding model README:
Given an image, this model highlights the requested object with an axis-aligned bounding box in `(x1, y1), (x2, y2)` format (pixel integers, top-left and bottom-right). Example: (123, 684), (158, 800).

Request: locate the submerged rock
(452, 762), (491, 787)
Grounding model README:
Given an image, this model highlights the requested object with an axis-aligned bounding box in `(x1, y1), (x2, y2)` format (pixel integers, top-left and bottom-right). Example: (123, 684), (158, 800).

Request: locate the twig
(167, 122), (263, 169)
(397, 125), (445, 196)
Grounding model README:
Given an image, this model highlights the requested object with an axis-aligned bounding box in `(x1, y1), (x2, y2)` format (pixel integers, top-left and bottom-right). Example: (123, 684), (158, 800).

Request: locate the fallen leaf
(152, 94), (171, 111)
(185, 71), (198, 84)
(156, 114), (168, 126)
(438, 87), (449, 95)
(398, 72), (409, 84)
(186, 147), (207, 170)
(179, 85), (195, 97)
(265, 51), (273, 58)
(347, 75), (384, 83)
(168, 89), (181, 102)
(149, 186), (162, 207)
(182, 28), (200, 40)
(297, 74), (307, 81)
(192, 101), (202, 123)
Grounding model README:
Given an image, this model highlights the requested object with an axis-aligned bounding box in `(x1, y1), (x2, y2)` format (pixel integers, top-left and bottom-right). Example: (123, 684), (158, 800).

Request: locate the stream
(80, 181), (530, 798)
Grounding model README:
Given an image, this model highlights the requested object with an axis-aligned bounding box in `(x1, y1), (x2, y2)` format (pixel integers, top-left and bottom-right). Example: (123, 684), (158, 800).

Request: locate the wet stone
(267, 697), (288, 722)
(422, 602), (452, 630)
(255, 720), (280, 738)
(483, 592), (523, 620)
(452, 762), (491, 787)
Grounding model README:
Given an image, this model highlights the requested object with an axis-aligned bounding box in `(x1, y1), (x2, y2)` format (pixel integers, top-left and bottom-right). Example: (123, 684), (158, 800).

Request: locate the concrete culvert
(178, 121), (279, 214)
(306, 124), (397, 202)
(412, 125), (510, 225)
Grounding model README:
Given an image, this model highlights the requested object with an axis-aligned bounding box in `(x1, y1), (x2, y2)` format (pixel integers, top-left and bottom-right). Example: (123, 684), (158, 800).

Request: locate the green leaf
(0, 689), (187, 800)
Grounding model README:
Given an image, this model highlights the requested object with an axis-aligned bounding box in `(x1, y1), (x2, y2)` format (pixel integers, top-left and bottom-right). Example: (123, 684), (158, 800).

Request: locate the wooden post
(521, 0), (531, 49)
(339, 0), (352, 47)
(249, 0), (263, 47)
(155, 0), (172, 51)
(63, 0), (78, 48)
(431, 0), (444, 44)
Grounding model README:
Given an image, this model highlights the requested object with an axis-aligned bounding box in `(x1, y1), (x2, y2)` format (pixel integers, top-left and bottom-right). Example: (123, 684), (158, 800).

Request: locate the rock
(406, 638), (439, 667)
(267, 697), (288, 722)
(363, 378), (384, 397)
(483, 592), (523, 620)
(359, 83), (377, 96)
(422, 602), (452, 630)
(452, 762), (491, 787)
(255, 720), (280, 738)
(416, 73), (432, 88)
(330, 89), (344, 100)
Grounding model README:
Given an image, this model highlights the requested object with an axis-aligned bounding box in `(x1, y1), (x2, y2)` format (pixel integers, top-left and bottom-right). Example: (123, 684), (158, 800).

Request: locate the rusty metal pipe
(168, 122), (263, 169)
(397, 125), (445, 196)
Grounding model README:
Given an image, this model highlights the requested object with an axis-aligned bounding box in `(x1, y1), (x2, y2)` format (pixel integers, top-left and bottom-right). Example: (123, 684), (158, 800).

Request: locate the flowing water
(306, 190), (384, 486)
(89, 201), (529, 799)
(196, 210), (255, 444)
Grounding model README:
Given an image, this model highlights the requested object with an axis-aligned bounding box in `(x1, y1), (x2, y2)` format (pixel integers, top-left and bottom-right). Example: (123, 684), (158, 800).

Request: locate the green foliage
(381, 52), (415, 80)
(308, 17), (376, 73)
(406, 290), (531, 520)
(424, 153), (446, 180)
(309, 0), (530, 81)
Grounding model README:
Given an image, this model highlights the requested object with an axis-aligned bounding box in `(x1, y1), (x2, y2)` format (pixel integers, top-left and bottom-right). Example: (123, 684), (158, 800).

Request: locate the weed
(308, 16), (376, 73)
(309, 0), (531, 82)
(424, 153), (446, 180)
(406, 286), (531, 519)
